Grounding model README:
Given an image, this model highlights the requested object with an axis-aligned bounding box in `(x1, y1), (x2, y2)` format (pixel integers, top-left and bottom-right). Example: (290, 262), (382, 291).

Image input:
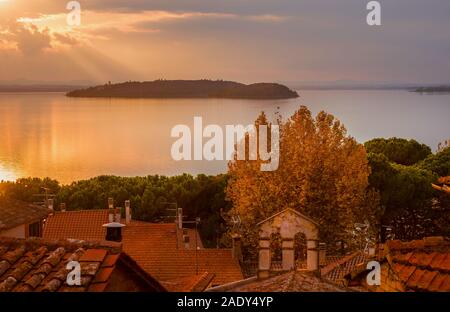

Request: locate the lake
(0, 90), (449, 184)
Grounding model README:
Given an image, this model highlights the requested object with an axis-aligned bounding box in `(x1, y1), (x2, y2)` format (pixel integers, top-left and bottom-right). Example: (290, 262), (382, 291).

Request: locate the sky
(0, 0), (449, 85)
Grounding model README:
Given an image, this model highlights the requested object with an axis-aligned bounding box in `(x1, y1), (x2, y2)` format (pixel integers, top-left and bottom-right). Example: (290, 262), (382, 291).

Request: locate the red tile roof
(0, 198), (50, 231)
(321, 251), (368, 284)
(161, 272), (215, 292)
(121, 222), (243, 285)
(42, 210), (243, 287)
(0, 237), (121, 292)
(209, 271), (349, 292)
(43, 210), (109, 241)
(383, 236), (450, 292)
(0, 237), (165, 292)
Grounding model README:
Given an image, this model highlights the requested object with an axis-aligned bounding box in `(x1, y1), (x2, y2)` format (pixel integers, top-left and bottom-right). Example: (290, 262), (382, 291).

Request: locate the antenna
(33, 187), (56, 209)
(352, 221), (373, 253)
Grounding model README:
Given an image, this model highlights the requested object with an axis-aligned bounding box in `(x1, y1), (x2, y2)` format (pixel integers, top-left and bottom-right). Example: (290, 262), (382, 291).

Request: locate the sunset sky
(0, 0), (449, 84)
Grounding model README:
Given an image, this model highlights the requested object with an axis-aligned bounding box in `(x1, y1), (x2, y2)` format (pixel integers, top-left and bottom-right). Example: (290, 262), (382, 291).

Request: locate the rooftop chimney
(108, 198), (115, 222)
(115, 207), (121, 223)
(108, 197), (114, 209)
(102, 222), (125, 242)
(231, 233), (243, 263)
(183, 229), (190, 249)
(48, 198), (54, 211)
(125, 200), (131, 224)
(177, 208), (183, 229)
(60, 203), (66, 212)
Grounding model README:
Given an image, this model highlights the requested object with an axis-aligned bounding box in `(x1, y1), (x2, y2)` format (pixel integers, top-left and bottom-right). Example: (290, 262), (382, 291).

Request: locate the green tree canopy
(416, 147), (450, 177)
(365, 138), (432, 166)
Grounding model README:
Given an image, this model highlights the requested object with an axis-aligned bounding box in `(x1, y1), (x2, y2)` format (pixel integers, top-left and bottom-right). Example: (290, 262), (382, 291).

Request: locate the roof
(43, 209), (109, 241)
(43, 210), (203, 249)
(256, 208), (319, 227)
(381, 236), (450, 292)
(321, 251), (369, 284)
(43, 210), (243, 287)
(0, 198), (50, 231)
(161, 272), (215, 292)
(208, 270), (348, 292)
(0, 237), (119, 292)
(121, 222), (243, 285)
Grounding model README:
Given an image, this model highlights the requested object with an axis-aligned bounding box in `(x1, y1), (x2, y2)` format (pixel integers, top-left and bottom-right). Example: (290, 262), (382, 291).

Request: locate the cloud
(0, 0), (449, 84)
(52, 32), (79, 46)
(11, 24), (52, 55)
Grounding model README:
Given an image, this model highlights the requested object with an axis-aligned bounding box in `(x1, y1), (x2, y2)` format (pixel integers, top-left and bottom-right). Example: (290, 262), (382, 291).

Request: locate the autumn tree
(226, 106), (378, 255)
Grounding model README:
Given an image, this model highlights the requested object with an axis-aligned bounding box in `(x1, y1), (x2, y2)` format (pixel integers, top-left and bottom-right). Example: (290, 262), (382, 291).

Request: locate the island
(413, 86), (450, 93)
(66, 80), (299, 99)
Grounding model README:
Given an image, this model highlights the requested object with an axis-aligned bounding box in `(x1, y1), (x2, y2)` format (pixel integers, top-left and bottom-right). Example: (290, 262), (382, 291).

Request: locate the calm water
(0, 90), (449, 184)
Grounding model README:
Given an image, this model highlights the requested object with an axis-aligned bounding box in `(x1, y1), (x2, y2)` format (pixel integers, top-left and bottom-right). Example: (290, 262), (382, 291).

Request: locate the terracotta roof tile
(441, 275), (450, 292)
(79, 249), (107, 262)
(409, 252), (435, 268)
(406, 268), (426, 289)
(428, 273), (447, 292)
(0, 198), (49, 231)
(397, 264), (416, 281)
(0, 237), (122, 292)
(386, 237), (450, 292)
(161, 272), (215, 292)
(102, 254), (119, 268)
(321, 252), (368, 284)
(429, 253), (447, 270)
(42, 210), (109, 241)
(93, 267), (114, 283)
(80, 262), (101, 276)
(87, 282), (107, 292)
(416, 270), (439, 291)
(212, 271), (348, 292)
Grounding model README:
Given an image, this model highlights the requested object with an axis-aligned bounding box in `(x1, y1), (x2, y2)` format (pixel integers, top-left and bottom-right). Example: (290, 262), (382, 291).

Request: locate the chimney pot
(115, 208), (121, 223)
(102, 222), (125, 242)
(48, 198), (54, 211)
(177, 208), (183, 229)
(125, 200), (131, 224)
(183, 234), (190, 249)
(108, 197), (114, 210)
(108, 209), (114, 223)
(231, 233), (243, 263)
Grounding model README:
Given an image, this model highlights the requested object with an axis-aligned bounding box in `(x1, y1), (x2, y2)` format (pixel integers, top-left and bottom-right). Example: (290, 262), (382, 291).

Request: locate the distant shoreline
(2, 83), (449, 94)
(412, 86), (450, 93)
(0, 85), (87, 93)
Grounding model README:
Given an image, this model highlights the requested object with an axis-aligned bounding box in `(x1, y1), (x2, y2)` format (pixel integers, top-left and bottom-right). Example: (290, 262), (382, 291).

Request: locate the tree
(226, 106), (377, 256)
(365, 138), (431, 166)
(417, 147), (450, 177)
(367, 151), (439, 241)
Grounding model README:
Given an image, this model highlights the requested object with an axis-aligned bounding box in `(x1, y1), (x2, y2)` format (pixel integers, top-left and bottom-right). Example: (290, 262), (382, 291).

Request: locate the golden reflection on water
(0, 92), (279, 184)
(1, 91), (449, 184)
(0, 164), (18, 181)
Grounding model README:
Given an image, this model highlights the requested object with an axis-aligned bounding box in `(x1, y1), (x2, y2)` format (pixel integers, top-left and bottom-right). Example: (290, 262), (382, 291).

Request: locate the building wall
(0, 224), (26, 238)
